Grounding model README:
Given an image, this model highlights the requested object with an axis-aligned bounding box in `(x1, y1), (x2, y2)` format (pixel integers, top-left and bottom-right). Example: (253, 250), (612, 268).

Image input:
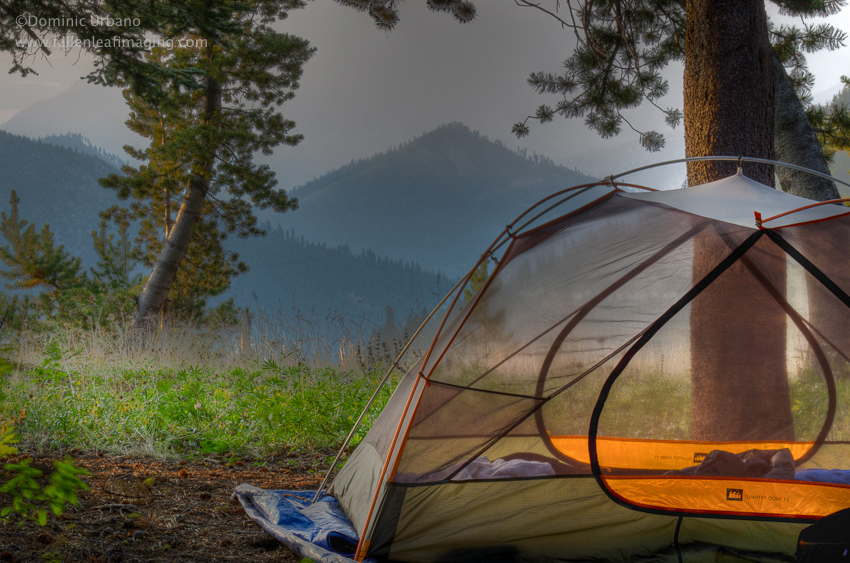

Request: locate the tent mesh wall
(594, 231), (850, 517)
(392, 196), (757, 484)
(327, 185), (850, 563)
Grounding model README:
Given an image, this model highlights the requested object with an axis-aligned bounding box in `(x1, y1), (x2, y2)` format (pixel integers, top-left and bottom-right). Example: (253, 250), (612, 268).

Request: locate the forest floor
(0, 449), (333, 562)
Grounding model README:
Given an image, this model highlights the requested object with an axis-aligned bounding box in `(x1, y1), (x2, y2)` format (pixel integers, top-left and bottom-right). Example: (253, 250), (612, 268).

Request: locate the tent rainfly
(236, 160), (850, 563)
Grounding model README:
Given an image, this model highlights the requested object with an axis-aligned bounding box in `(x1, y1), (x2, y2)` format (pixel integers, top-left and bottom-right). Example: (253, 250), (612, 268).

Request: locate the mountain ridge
(274, 122), (596, 276)
(0, 130), (122, 264)
(0, 130), (450, 324)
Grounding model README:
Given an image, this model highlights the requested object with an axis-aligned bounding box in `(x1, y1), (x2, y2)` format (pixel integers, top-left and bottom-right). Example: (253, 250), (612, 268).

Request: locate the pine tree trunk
(685, 0), (794, 441)
(773, 55), (840, 201)
(134, 74), (221, 324)
(684, 0), (774, 184)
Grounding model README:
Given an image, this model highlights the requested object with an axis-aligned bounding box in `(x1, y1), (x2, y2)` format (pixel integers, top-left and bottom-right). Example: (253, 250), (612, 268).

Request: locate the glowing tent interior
(236, 159), (850, 563)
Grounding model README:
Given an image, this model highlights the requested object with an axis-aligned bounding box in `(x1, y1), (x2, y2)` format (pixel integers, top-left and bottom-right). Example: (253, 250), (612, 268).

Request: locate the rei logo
(693, 452), (708, 463)
(726, 489), (743, 501)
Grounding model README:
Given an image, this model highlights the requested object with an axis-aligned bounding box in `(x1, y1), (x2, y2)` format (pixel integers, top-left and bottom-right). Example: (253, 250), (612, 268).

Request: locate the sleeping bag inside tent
(236, 167), (850, 563)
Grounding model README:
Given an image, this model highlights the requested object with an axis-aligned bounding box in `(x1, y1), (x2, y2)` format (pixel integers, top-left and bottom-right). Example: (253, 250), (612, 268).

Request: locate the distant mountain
(40, 132), (126, 169)
(0, 130), (122, 264)
(225, 225), (451, 323)
(273, 122), (596, 276)
(0, 130), (449, 324)
(0, 81), (143, 157)
(831, 85), (850, 107)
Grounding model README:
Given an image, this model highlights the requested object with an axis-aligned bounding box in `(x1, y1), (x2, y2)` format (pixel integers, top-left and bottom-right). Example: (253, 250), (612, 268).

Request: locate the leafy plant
(0, 458), (89, 526)
(0, 421), (18, 458)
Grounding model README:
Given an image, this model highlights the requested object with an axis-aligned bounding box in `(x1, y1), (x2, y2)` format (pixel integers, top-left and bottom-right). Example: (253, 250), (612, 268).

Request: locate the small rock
(106, 515), (118, 524)
(131, 530), (147, 541)
(101, 527), (115, 537)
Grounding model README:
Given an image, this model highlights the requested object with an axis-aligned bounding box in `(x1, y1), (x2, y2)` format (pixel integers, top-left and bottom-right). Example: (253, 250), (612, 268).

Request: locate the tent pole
(493, 185), (604, 253)
(311, 264), (480, 503)
(609, 155), (850, 192)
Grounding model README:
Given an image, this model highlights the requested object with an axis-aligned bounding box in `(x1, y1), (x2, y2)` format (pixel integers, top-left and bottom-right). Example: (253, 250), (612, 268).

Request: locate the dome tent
(236, 158), (850, 563)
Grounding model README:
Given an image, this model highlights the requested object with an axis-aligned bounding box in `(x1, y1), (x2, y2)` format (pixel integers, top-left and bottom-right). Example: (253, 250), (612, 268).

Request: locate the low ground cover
(1, 356), (395, 460)
(0, 321), (402, 459)
(0, 449), (328, 562)
(0, 324), (401, 561)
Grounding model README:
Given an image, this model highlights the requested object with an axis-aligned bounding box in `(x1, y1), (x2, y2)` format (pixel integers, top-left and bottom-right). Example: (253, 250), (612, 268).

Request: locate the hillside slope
(225, 226), (450, 322)
(0, 131), (122, 264)
(0, 131), (449, 322)
(275, 122), (596, 275)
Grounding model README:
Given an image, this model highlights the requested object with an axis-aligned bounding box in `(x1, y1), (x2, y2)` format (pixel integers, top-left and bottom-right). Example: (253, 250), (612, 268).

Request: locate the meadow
(3, 311), (850, 464)
(0, 313), (407, 462)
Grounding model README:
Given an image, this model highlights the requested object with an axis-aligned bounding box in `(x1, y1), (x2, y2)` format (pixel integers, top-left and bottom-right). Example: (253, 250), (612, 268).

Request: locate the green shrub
(0, 416), (89, 526)
(0, 458), (88, 526)
(0, 420), (18, 457)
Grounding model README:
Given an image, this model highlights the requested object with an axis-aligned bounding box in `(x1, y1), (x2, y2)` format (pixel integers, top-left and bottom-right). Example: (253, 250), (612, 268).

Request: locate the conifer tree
(0, 191), (86, 296)
(462, 258), (489, 304)
(1, 0), (226, 105)
(505, 0), (848, 198)
(99, 1), (314, 322)
(0, 190), (90, 323)
(809, 77), (850, 156)
(90, 209), (141, 291)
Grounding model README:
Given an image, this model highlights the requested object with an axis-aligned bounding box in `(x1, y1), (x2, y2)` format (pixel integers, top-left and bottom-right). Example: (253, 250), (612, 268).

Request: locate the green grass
(790, 371), (850, 441)
(0, 354), (397, 458)
(544, 368), (850, 442)
(4, 320), (850, 461)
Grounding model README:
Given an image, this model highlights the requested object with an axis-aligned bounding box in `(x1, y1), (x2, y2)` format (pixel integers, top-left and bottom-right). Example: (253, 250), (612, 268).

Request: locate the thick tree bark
(685, 0), (794, 441)
(773, 55), (840, 201)
(134, 75), (221, 324)
(684, 0), (774, 185)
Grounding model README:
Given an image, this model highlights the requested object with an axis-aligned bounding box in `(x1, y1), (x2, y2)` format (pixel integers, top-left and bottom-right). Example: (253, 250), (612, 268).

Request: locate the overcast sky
(1, 1), (848, 191)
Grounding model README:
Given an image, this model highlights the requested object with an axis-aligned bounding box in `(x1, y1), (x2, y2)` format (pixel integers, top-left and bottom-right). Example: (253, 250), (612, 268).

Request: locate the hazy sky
(1, 1), (848, 191)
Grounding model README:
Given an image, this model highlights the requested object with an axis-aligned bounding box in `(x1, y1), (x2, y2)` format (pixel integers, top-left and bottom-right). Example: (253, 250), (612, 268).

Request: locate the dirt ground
(0, 450), (336, 562)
